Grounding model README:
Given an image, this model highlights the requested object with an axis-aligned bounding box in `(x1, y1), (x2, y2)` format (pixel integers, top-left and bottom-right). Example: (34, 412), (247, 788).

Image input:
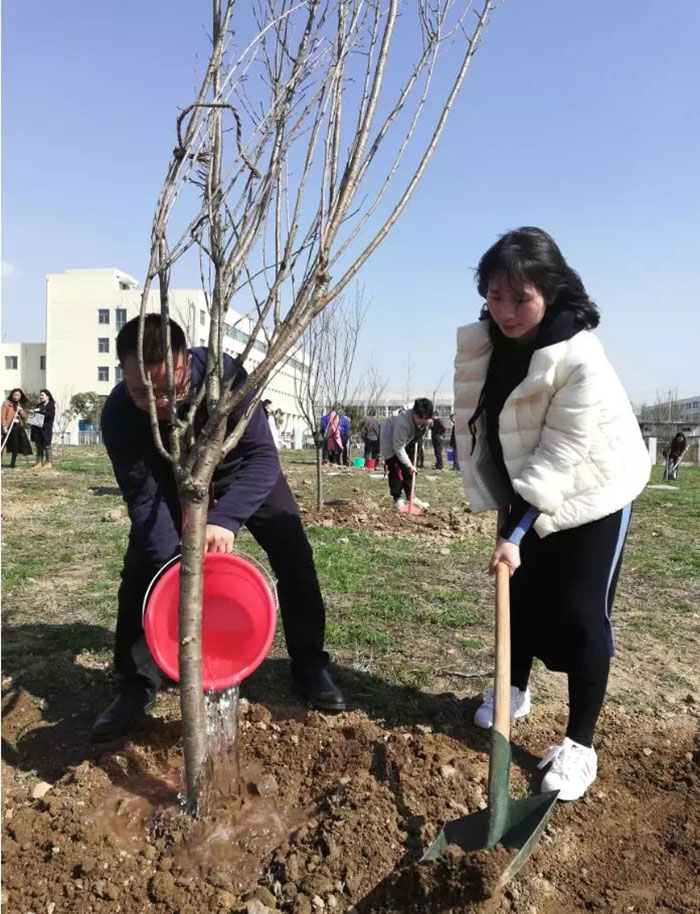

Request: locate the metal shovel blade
(421, 566), (557, 889)
(421, 731), (558, 887)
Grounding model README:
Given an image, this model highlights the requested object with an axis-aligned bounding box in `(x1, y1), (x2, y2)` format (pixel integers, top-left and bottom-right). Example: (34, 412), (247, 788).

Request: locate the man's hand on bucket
(205, 524), (235, 554)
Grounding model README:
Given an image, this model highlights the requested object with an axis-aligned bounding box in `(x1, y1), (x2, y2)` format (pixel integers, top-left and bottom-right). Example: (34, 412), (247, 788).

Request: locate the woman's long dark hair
(7, 388), (27, 408)
(39, 388), (55, 403)
(476, 227), (600, 329)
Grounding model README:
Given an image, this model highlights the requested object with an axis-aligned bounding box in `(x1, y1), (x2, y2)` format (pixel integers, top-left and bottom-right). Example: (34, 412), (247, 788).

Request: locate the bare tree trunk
(178, 496), (209, 809)
(316, 444), (323, 509)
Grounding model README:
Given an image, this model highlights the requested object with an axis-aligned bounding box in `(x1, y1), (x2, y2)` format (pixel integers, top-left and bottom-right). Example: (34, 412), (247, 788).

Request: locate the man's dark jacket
(101, 348), (280, 567)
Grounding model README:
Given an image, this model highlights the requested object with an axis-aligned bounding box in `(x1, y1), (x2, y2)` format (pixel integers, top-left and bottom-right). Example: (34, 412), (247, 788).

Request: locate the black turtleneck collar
(487, 307), (585, 352)
(468, 308), (588, 502)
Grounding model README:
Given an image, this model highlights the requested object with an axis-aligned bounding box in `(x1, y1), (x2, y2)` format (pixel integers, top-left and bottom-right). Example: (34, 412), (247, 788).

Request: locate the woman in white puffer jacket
(453, 227), (650, 801)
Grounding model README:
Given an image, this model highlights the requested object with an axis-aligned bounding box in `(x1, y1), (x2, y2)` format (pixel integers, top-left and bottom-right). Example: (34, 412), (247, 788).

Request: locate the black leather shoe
(91, 680), (156, 743)
(294, 668), (346, 712)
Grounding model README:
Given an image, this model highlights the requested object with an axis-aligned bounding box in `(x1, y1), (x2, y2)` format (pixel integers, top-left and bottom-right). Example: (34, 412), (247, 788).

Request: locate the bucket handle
(141, 549), (279, 624)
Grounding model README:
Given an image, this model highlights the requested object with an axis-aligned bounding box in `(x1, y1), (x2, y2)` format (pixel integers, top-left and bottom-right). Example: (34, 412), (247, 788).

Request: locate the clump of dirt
(356, 844), (513, 913)
(2, 689), (699, 914)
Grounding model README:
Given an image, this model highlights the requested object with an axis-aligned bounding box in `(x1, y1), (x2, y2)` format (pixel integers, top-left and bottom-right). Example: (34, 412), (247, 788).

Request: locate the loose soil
(298, 493), (489, 542)
(2, 689), (698, 914)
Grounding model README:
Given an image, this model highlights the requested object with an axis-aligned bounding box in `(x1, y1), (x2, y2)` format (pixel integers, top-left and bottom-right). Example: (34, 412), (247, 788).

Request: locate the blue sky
(2, 0), (699, 404)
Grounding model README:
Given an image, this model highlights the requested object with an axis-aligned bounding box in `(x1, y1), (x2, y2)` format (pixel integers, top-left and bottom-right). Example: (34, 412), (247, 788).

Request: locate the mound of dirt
(2, 694), (698, 914)
(299, 499), (486, 540)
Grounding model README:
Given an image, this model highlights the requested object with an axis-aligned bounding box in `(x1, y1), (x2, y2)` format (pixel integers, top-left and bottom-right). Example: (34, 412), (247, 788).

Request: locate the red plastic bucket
(143, 553), (277, 691)
(365, 458), (376, 470)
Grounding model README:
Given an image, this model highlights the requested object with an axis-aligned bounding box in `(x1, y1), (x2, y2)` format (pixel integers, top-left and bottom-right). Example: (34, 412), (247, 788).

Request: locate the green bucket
(352, 457), (365, 467)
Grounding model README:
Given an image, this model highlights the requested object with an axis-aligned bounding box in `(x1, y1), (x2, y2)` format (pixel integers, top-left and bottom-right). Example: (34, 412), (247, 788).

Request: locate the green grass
(626, 465), (700, 582)
(326, 622), (392, 650)
(2, 448), (699, 709)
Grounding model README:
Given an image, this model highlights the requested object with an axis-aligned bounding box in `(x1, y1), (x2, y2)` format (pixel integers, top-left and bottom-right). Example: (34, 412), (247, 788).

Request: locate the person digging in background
(664, 432), (688, 480)
(379, 397), (432, 511)
(431, 410), (446, 469)
(30, 389), (56, 469)
(92, 315), (345, 743)
(1, 388), (32, 468)
(361, 408), (381, 462)
(454, 227), (650, 800)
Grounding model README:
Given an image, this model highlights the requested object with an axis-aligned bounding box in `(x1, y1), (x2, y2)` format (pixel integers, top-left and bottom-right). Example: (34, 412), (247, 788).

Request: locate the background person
(321, 411), (329, 464)
(339, 410), (351, 466)
(454, 227), (650, 801)
(664, 432), (688, 480)
(2, 388), (32, 468)
(431, 410), (446, 469)
(361, 408), (381, 462)
(30, 389), (56, 469)
(262, 398), (281, 450)
(379, 397), (432, 510)
(325, 407), (343, 465)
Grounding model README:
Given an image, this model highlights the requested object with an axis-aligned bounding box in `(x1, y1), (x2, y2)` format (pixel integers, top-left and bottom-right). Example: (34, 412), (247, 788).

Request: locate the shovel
(397, 443), (424, 516)
(421, 563), (558, 890)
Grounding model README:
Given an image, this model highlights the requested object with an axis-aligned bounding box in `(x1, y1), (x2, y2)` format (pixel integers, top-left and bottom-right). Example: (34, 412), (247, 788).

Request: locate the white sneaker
(393, 497), (408, 511)
(538, 737), (597, 801)
(473, 686), (531, 729)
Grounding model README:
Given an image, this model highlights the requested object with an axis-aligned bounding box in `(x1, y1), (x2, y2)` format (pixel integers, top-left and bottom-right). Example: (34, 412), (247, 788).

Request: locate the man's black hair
(116, 314), (188, 366)
(413, 397), (433, 419)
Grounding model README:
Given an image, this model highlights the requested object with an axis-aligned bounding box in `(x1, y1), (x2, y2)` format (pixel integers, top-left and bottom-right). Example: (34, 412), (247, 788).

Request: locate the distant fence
(78, 430), (103, 446)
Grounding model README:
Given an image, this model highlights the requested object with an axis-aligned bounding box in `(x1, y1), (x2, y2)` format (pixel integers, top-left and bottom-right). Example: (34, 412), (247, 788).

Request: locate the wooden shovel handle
(493, 563), (511, 741)
(409, 442), (418, 508)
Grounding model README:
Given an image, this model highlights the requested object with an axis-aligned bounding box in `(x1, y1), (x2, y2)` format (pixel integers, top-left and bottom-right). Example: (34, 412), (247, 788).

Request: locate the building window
(98, 338), (110, 353)
(200, 310), (206, 326)
(98, 308), (110, 324)
(225, 324), (268, 355)
(5, 356), (18, 370)
(40, 355), (46, 370)
(98, 366), (109, 382)
(115, 307), (127, 331)
(115, 366), (124, 383)
(119, 281), (130, 291)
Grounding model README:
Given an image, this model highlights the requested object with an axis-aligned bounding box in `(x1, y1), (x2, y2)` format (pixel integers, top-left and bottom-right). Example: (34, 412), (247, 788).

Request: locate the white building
(637, 394), (700, 425)
(2, 342), (47, 396)
(678, 395), (700, 424)
(44, 267), (309, 445)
